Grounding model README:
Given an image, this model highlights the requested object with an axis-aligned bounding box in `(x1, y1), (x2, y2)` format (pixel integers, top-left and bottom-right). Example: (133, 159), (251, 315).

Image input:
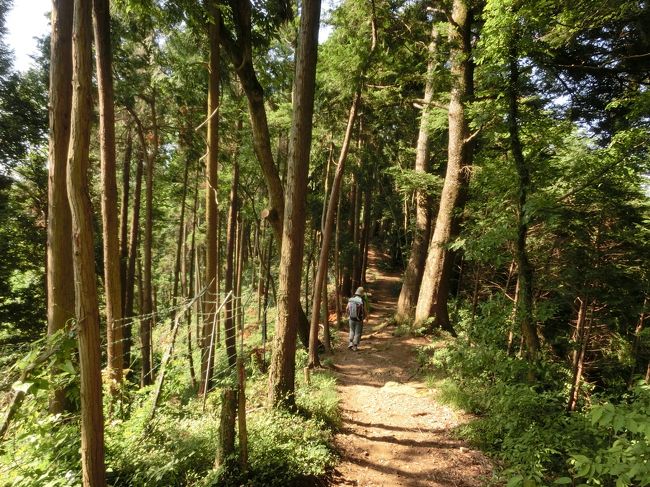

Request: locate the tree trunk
(67, 0), (106, 481)
(141, 140), (154, 386)
(567, 298), (590, 412)
(234, 216), (245, 333)
(47, 0), (75, 414)
(186, 160), (201, 389)
(215, 130), (239, 466)
(123, 146), (143, 373)
(396, 22), (439, 320)
(268, 0), (321, 407)
(628, 297), (647, 385)
(220, 2), (316, 349)
(415, 0), (473, 329)
(201, 5), (220, 394)
(224, 155), (239, 367)
(334, 190), (343, 328)
(93, 0), (123, 391)
(308, 90), (360, 367)
(341, 183), (355, 298)
(351, 178), (362, 289)
(119, 127), (132, 316)
(360, 183), (372, 286)
(171, 134), (191, 326)
(507, 38), (540, 361)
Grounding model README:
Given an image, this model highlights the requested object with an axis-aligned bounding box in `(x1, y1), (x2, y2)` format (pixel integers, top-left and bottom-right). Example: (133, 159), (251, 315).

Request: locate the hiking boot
(348, 344), (354, 350)
(353, 345), (358, 351)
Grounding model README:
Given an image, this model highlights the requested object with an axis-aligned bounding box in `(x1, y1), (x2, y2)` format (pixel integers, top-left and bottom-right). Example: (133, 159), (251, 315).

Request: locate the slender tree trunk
(415, 0), (473, 332)
(47, 0), (75, 414)
(396, 23), (439, 319)
(220, 3), (316, 349)
(172, 134), (191, 326)
(129, 103), (158, 387)
(67, 0), (106, 481)
(360, 183), (372, 286)
(141, 145), (154, 386)
(341, 184), (355, 298)
(119, 127), (132, 315)
(224, 158), (239, 366)
(269, 0), (321, 407)
(186, 160), (200, 389)
(123, 147), (143, 373)
(201, 5), (220, 394)
(628, 297), (648, 385)
(351, 178), (362, 289)
(216, 133), (239, 467)
(93, 0), (123, 391)
(567, 298), (590, 412)
(334, 190), (343, 328)
(507, 38), (540, 361)
(235, 218), (245, 332)
(308, 91), (360, 367)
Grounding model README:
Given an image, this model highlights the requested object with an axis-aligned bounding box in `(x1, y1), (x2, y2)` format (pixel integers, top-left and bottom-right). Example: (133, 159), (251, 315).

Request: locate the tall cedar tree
(415, 0), (473, 334)
(201, 1), (220, 394)
(93, 0), (124, 391)
(268, 0), (321, 407)
(396, 22), (440, 320)
(47, 0), (75, 414)
(67, 0), (106, 482)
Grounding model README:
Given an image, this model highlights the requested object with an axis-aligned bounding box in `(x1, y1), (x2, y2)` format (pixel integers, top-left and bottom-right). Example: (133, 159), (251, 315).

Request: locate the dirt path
(329, 250), (493, 486)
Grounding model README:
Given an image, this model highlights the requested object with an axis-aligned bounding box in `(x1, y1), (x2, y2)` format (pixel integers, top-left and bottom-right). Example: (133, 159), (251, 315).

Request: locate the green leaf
(61, 359), (76, 375)
(554, 478), (573, 484)
(507, 475), (524, 487)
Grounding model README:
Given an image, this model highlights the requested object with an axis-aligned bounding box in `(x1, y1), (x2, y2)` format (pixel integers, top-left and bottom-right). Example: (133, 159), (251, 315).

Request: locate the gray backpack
(348, 297), (365, 321)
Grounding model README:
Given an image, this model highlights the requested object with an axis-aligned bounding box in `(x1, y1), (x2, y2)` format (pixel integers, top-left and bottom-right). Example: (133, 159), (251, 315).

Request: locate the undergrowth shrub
(106, 399), (218, 486)
(425, 336), (605, 485)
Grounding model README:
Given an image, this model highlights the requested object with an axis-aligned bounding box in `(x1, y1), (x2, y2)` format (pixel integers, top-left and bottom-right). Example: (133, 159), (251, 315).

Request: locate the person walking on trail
(347, 287), (366, 351)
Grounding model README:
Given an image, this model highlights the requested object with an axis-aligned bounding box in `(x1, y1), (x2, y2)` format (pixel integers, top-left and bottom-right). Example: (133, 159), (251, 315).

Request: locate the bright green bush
(568, 385), (650, 486)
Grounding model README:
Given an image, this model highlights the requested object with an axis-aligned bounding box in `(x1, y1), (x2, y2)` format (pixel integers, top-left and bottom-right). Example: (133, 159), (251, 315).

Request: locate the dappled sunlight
(331, 248), (492, 486)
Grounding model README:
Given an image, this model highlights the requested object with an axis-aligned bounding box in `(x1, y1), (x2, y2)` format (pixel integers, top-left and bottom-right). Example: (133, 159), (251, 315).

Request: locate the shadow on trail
(330, 247), (492, 486)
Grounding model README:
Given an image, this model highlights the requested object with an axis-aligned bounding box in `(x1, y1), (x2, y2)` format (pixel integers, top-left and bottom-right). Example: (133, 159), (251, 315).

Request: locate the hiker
(347, 287), (366, 351)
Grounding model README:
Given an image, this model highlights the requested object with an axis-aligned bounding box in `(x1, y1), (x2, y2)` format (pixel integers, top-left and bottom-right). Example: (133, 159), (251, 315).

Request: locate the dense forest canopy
(0, 0), (648, 485)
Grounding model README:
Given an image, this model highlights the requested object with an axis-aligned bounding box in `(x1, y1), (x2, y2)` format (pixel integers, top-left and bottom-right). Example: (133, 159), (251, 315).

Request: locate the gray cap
(355, 287), (364, 296)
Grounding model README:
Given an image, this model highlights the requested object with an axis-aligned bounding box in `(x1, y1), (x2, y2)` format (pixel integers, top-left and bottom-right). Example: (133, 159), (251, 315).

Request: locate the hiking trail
(329, 249), (493, 486)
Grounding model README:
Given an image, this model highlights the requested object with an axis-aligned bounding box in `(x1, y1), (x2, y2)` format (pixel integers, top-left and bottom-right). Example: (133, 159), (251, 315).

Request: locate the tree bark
(219, 3), (315, 348)
(567, 298), (590, 412)
(141, 127), (154, 387)
(119, 127), (132, 316)
(67, 0), (106, 481)
(507, 38), (540, 361)
(224, 155), (239, 368)
(216, 131), (239, 466)
(308, 91), (360, 367)
(268, 0), (321, 407)
(628, 297), (647, 385)
(93, 0), (123, 391)
(186, 160), (201, 389)
(396, 23), (439, 320)
(201, 4), (220, 394)
(415, 0), (473, 331)
(47, 0), (75, 414)
(171, 131), (191, 327)
(334, 190), (343, 328)
(123, 146), (143, 373)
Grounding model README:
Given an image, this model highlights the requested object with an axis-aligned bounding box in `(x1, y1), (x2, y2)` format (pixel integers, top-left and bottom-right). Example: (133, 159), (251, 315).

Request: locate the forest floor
(328, 249), (493, 487)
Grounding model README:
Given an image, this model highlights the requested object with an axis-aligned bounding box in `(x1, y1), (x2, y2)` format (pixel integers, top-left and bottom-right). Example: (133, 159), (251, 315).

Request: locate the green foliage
(238, 409), (335, 486)
(570, 385), (650, 486)
(106, 401), (218, 486)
